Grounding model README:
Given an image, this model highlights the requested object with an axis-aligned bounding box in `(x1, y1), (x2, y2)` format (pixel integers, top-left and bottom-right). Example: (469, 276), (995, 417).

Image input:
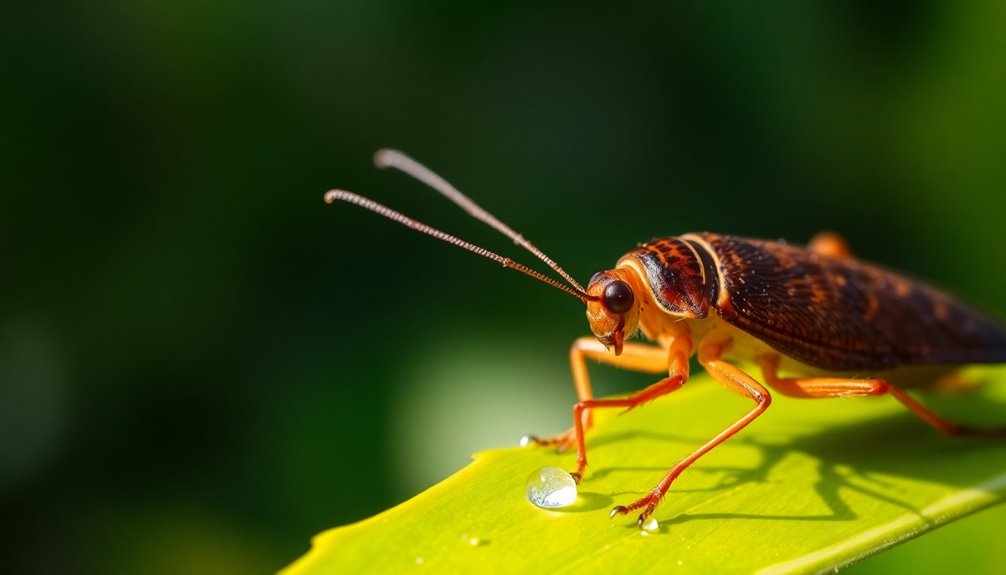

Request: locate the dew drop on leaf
(640, 517), (659, 534)
(524, 466), (577, 509)
(460, 533), (481, 546)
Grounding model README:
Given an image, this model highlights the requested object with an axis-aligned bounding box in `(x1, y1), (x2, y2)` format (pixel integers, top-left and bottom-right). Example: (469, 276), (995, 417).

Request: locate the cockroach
(325, 149), (1006, 527)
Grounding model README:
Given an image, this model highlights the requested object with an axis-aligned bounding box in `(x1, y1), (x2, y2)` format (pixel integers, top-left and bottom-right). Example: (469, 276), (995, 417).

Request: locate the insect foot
(610, 490), (663, 530)
(519, 428), (578, 452)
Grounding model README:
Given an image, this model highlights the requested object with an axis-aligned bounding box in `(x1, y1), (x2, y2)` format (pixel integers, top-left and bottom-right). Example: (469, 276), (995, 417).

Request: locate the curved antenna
(373, 149), (586, 293)
(325, 190), (593, 303)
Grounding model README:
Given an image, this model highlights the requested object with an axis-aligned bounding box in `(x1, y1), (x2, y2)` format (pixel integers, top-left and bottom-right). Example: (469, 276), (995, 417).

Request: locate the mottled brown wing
(698, 233), (1006, 371)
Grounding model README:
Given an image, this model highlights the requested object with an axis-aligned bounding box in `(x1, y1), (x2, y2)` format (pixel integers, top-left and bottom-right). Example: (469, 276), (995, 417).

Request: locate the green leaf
(283, 366), (1006, 574)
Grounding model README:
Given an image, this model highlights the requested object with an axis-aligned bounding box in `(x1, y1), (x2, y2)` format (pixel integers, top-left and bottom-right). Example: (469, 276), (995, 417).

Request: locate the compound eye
(602, 280), (634, 314)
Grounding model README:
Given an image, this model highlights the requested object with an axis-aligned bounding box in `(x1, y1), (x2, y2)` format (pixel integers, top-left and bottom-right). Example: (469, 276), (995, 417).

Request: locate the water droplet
(415, 557), (424, 565)
(641, 517), (659, 533)
(460, 533), (482, 546)
(525, 466), (577, 509)
(519, 434), (533, 447)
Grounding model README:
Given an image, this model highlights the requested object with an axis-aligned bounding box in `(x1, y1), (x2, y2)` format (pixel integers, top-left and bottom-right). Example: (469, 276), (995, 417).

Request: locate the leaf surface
(283, 367), (1006, 574)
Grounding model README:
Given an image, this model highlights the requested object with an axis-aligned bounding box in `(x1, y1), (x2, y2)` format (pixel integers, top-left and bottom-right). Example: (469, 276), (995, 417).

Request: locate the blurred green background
(4, 1), (1006, 573)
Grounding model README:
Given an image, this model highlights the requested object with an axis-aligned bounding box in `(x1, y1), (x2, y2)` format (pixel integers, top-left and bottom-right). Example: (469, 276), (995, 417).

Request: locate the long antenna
(373, 149), (586, 293)
(324, 190), (592, 303)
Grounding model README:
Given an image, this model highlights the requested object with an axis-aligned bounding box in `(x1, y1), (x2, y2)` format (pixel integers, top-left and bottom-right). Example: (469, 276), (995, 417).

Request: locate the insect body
(327, 150), (1006, 528)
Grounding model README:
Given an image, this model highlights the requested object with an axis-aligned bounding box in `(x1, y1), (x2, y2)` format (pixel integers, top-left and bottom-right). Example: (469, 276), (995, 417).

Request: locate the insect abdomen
(695, 233), (1006, 371)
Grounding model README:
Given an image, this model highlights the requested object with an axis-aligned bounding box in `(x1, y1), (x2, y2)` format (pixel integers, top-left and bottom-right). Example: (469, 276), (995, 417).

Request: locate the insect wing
(700, 234), (1006, 371)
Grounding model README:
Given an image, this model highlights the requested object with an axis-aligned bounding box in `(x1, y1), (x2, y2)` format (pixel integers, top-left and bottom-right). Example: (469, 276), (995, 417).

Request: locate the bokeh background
(4, 1), (1006, 573)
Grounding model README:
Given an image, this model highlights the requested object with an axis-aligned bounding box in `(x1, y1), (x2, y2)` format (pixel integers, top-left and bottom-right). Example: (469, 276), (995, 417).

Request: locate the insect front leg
(527, 335), (692, 483)
(611, 333), (771, 527)
(758, 355), (1006, 437)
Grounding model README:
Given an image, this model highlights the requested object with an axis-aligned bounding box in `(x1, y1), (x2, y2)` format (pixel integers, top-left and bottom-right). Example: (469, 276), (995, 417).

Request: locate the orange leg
(527, 335), (692, 481)
(758, 355), (1006, 437)
(808, 231), (852, 259)
(611, 334), (772, 526)
(525, 336), (687, 452)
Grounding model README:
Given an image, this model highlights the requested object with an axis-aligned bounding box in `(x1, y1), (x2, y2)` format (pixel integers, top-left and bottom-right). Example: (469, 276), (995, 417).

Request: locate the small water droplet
(415, 557), (424, 565)
(519, 435), (533, 447)
(525, 466), (577, 509)
(641, 517), (659, 533)
(459, 533), (482, 546)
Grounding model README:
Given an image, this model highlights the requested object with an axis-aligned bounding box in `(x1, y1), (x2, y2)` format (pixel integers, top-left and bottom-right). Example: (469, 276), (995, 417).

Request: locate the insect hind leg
(758, 355), (1006, 437)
